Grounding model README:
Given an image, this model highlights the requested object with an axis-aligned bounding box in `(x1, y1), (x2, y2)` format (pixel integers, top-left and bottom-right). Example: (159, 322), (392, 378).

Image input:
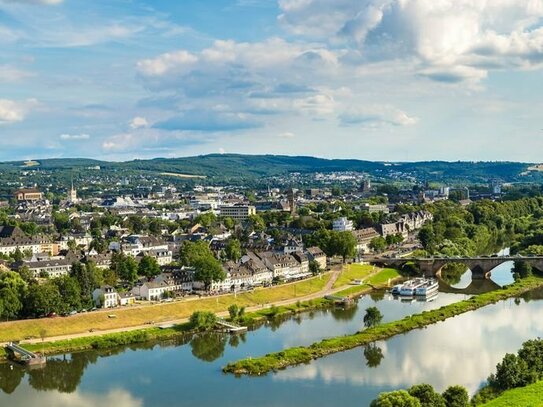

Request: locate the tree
(248, 214), (266, 232)
(138, 255), (161, 278)
(111, 254), (138, 285)
(179, 240), (214, 267)
(488, 353), (533, 390)
(441, 386), (469, 407)
(408, 384), (446, 407)
(328, 231), (357, 263)
(0, 287), (22, 320)
(309, 260), (321, 275)
(370, 390), (421, 407)
(512, 261), (532, 279)
(363, 306), (383, 329)
(53, 276), (81, 312)
(189, 311), (217, 331)
(369, 236), (387, 253)
(228, 304), (239, 320)
(223, 217), (235, 231)
(24, 282), (63, 317)
(194, 256), (225, 292)
(225, 239), (242, 262)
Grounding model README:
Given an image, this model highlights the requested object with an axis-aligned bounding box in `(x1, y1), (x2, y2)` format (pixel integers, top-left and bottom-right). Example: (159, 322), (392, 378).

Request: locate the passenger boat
(414, 279), (438, 296)
(399, 278), (426, 296)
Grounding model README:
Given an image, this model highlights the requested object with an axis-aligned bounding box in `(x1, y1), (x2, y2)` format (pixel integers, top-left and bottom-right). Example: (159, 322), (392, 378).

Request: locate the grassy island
(223, 276), (543, 376)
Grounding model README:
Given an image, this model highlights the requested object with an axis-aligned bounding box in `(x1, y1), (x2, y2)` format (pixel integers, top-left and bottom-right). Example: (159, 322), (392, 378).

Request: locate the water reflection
(190, 332), (228, 362)
(363, 343), (384, 368)
(275, 294), (543, 398)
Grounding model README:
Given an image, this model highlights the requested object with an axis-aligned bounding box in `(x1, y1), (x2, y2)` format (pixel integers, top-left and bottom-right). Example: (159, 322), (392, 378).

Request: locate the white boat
(391, 284), (403, 295)
(414, 279), (439, 296)
(399, 278), (426, 296)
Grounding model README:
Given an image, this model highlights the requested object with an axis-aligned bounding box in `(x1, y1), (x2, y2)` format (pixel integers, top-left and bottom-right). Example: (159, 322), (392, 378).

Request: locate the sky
(0, 0), (543, 163)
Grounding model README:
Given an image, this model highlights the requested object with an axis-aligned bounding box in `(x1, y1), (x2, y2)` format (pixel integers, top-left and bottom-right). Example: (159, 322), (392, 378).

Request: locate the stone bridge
(368, 256), (543, 279)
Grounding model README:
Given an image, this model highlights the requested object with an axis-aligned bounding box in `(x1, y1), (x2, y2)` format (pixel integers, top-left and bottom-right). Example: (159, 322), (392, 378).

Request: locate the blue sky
(1, 0), (543, 162)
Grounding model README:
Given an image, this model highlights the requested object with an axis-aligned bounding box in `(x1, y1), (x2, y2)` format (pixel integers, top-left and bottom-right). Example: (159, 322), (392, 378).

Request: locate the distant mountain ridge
(0, 154), (537, 183)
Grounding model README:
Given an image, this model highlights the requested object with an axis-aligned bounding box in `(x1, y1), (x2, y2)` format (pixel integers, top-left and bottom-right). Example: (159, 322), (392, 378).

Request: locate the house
(257, 251), (301, 280)
(0, 226), (52, 256)
(282, 238), (304, 254)
(122, 235), (170, 257)
(92, 286), (119, 308)
(118, 292), (136, 306)
(132, 274), (185, 301)
(14, 257), (73, 278)
(352, 228), (380, 254)
(306, 246), (327, 270)
(291, 252), (310, 274)
(14, 188), (43, 202)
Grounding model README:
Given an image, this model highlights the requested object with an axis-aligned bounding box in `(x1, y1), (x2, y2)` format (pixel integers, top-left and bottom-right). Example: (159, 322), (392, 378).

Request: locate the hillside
(0, 154), (538, 184)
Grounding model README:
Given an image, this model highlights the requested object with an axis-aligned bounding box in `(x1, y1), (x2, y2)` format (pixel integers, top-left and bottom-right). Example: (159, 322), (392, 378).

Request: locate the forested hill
(0, 154), (538, 183)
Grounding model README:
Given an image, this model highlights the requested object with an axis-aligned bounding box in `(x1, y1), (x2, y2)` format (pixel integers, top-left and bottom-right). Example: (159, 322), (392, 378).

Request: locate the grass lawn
(332, 264), (375, 288)
(0, 273), (331, 343)
(366, 268), (401, 285)
(482, 381), (543, 407)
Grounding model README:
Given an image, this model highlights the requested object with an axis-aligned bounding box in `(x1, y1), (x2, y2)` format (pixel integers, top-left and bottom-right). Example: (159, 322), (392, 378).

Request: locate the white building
(92, 286), (119, 308)
(219, 204), (256, 221)
(333, 217), (354, 232)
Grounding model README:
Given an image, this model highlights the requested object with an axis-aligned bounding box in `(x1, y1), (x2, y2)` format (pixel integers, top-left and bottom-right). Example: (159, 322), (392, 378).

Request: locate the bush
(408, 384), (445, 407)
(370, 390), (421, 407)
(189, 311), (217, 332)
(442, 385), (469, 407)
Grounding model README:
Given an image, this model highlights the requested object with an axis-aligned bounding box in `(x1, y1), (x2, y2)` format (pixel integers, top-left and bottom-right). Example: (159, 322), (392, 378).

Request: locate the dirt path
(20, 266), (362, 346)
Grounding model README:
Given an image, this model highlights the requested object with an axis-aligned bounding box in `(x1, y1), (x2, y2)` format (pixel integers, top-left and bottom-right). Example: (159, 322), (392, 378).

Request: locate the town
(0, 174), (439, 315)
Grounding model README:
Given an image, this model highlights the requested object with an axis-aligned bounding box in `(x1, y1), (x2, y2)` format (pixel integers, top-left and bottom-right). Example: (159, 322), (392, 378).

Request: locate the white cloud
(0, 65), (33, 82)
(0, 98), (37, 124)
(339, 105), (418, 127)
(129, 116), (149, 129)
(278, 0), (543, 83)
(59, 133), (91, 140)
(102, 133), (134, 151)
(278, 131), (296, 138)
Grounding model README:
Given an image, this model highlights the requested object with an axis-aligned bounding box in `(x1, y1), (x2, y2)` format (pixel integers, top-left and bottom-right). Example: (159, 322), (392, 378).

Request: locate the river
(0, 260), (538, 407)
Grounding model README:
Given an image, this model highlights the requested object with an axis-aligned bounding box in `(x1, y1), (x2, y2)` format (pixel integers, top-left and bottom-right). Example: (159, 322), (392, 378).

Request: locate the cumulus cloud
(278, 131), (295, 138)
(129, 116), (149, 129)
(278, 0), (543, 83)
(59, 133), (90, 140)
(339, 105), (418, 127)
(0, 98), (37, 124)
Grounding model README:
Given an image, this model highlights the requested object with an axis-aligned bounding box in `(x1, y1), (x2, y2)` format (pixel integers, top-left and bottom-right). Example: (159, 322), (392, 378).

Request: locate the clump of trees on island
(371, 338), (543, 406)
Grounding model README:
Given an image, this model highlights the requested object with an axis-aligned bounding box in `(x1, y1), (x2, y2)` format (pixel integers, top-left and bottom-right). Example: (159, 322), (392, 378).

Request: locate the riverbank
(0, 267), (399, 361)
(0, 271), (334, 343)
(480, 381), (543, 407)
(223, 276), (543, 376)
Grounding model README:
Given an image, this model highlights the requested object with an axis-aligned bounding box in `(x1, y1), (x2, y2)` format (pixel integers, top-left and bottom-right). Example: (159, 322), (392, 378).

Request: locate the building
(219, 204), (256, 221)
(92, 286), (119, 308)
(14, 188), (43, 202)
(333, 217), (354, 232)
(352, 228), (380, 254)
(361, 203), (390, 214)
(68, 181), (78, 203)
(360, 178), (372, 193)
(0, 226), (52, 255)
(15, 257), (73, 278)
(306, 246), (327, 270)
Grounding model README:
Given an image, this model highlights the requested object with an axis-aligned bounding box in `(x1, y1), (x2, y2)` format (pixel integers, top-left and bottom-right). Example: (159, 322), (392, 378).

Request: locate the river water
(0, 260), (539, 407)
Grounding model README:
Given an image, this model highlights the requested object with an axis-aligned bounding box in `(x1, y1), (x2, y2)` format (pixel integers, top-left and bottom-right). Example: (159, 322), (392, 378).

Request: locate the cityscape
(1, 1), (543, 407)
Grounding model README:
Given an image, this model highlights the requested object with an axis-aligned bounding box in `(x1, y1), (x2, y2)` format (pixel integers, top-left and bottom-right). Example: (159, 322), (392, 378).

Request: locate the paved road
(20, 265), (365, 346)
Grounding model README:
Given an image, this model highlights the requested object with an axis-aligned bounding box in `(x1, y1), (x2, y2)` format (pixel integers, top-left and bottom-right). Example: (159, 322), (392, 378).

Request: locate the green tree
(369, 236), (387, 253)
(441, 385), (469, 407)
(223, 217), (235, 231)
(488, 353), (533, 390)
(0, 286), (22, 320)
(179, 240), (214, 267)
(52, 276), (81, 312)
(24, 282), (63, 317)
(309, 260), (321, 275)
(228, 304), (239, 321)
(194, 256), (225, 292)
(370, 390), (421, 407)
(189, 311), (217, 331)
(408, 384), (445, 407)
(363, 306), (383, 329)
(328, 231), (357, 263)
(512, 261), (532, 279)
(138, 255), (161, 278)
(225, 239), (242, 262)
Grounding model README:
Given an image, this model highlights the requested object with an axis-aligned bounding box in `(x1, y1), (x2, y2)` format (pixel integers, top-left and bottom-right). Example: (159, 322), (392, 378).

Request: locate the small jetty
(216, 319), (248, 333)
(5, 342), (46, 366)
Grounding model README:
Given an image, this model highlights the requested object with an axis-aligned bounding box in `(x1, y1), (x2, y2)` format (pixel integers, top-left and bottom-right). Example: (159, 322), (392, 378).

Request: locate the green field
(0, 273), (331, 342)
(332, 264), (376, 288)
(481, 381), (543, 407)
